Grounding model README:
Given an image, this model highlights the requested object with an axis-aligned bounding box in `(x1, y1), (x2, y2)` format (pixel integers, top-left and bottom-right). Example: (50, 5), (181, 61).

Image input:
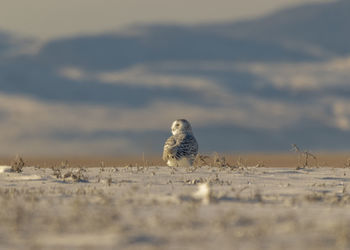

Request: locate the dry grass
(1, 152), (349, 169)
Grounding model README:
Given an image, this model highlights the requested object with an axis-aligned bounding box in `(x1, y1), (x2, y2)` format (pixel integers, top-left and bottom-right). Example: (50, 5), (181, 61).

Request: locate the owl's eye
(175, 124), (179, 127)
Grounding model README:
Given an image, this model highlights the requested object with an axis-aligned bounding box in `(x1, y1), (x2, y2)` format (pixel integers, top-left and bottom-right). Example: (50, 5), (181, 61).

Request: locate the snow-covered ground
(1, 165), (350, 250)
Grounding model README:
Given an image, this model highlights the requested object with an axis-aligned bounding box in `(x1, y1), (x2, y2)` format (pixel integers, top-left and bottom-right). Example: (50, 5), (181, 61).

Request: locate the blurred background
(0, 0), (349, 157)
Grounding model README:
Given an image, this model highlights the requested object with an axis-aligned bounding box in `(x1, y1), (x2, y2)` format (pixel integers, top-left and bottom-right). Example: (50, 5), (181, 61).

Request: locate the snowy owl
(162, 119), (198, 167)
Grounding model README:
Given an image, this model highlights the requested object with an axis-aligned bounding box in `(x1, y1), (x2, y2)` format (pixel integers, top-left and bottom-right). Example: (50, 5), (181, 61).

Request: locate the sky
(1, 0), (348, 156)
(0, 0), (332, 41)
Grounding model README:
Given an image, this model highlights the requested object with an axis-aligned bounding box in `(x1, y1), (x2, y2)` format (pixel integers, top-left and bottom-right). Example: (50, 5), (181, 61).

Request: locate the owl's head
(171, 119), (193, 135)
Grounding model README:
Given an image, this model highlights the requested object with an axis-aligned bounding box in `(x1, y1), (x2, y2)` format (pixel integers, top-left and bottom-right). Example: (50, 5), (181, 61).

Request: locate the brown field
(1, 152), (349, 168)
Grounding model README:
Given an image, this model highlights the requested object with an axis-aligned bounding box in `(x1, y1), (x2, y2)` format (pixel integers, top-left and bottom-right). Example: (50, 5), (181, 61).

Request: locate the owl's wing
(174, 134), (198, 160)
(163, 136), (176, 161)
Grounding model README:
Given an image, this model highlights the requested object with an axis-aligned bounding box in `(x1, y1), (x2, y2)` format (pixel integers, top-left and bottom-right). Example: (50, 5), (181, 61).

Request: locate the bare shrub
(11, 155), (25, 173)
(51, 163), (88, 182)
(291, 144), (318, 168)
(235, 156), (247, 169)
(344, 159), (350, 168)
(63, 168), (88, 182)
(194, 153), (211, 167)
(100, 161), (105, 172)
(52, 160), (70, 179)
(213, 152), (229, 168)
(60, 160), (70, 168)
(107, 176), (112, 186)
(51, 166), (62, 179)
(142, 152), (149, 167)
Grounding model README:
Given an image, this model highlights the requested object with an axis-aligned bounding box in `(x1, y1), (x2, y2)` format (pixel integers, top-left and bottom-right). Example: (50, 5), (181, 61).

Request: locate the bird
(162, 119), (198, 167)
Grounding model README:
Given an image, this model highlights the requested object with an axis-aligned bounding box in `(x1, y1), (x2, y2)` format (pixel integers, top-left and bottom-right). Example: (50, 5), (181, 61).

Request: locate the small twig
(291, 144), (318, 168)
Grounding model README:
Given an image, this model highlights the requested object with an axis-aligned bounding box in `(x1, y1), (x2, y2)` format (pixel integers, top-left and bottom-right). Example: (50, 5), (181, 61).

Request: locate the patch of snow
(192, 183), (212, 204)
(0, 165), (12, 173)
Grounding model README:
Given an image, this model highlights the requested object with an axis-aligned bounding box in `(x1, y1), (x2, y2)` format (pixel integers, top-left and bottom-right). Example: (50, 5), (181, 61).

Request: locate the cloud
(59, 65), (232, 101)
(236, 57), (350, 91)
(3, 52), (350, 155)
(0, 0), (332, 41)
(325, 97), (350, 131)
(59, 64), (324, 130)
(0, 92), (299, 135)
(0, 87), (341, 155)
